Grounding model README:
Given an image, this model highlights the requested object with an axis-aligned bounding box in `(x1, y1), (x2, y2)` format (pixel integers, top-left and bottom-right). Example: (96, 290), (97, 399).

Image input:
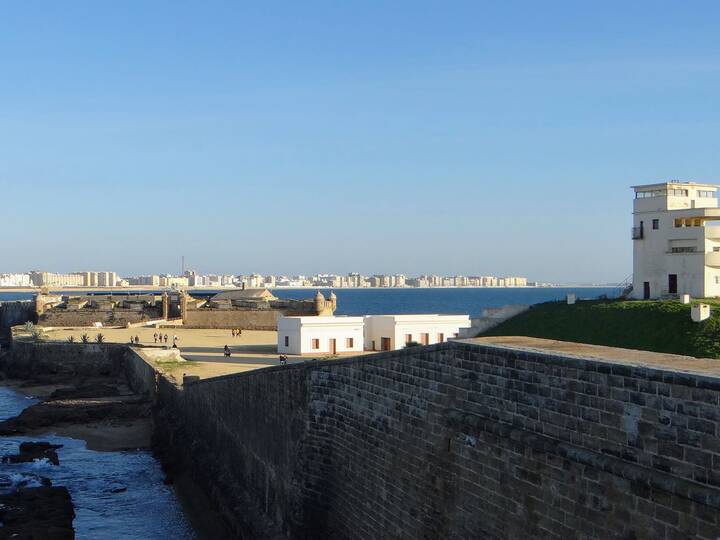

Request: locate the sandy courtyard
(37, 326), (370, 381)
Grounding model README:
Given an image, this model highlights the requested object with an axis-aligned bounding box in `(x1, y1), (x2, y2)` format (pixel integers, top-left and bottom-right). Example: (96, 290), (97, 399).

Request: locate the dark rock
(2, 441), (64, 466)
(0, 397), (150, 436)
(0, 486), (75, 539)
(50, 384), (121, 400)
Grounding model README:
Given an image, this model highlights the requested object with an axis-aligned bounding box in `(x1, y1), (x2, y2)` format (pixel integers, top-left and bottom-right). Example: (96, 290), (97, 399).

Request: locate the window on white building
(312, 339), (319, 349)
(652, 219), (659, 230)
(698, 190), (715, 198)
(346, 337), (353, 348)
(284, 336), (289, 347)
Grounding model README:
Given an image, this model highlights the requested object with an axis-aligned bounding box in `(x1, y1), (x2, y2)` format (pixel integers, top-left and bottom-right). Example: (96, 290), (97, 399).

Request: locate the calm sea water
(0, 386), (196, 539)
(274, 287), (619, 316)
(0, 287), (619, 317)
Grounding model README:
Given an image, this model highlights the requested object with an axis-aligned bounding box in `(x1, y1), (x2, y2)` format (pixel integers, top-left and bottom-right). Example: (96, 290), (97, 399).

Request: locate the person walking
(224, 345), (231, 357)
(164, 333), (168, 344)
(231, 329), (236, 337)
(134, 335), (140, 345)
(173, 334), (178, 347)
(153, 332), (158, 343)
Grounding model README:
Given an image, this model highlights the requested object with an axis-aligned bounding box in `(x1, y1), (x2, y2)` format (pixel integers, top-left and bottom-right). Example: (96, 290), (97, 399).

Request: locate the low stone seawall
(155, 341), (720, 539)
(1, 341), (159, 398)
(2, 341), (128, 379)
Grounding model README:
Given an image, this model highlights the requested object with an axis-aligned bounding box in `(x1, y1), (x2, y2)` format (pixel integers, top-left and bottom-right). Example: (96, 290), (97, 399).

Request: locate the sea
(0, 286), (620, 316)
(0, 386), (196, 539)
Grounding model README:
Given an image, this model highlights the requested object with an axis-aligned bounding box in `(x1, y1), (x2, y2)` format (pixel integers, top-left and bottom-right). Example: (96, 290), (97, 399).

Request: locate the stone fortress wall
(32, 289), (335, 330)
(0, 301), (35, 343)
(154, 340), (720, 539)
(5, 338), (720, 538)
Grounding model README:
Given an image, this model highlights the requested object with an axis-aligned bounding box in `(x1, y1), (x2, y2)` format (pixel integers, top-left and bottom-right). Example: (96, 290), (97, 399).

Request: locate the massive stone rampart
(154, 341), (720, 539)
(5, 340), (720, 538)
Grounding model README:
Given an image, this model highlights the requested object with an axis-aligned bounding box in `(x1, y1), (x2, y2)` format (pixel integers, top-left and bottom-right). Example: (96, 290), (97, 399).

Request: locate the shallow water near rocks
(0, 385), (196, 539)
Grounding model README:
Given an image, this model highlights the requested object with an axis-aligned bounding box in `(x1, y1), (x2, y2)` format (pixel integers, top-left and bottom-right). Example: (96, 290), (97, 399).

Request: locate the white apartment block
(0, 273), (31, 287)
(632, 181), (720, 299)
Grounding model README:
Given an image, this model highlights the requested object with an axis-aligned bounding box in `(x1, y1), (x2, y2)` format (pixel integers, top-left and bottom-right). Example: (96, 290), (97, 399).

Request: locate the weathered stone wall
(2, 341), (127, 379)
(155, 341), (720, 539)
(37, 309), (153, 328)
(123, 348), (161, 398)
(1, 342), (158, 397)
(0, 301), (35, 343)
(182, 309), (280, 330)
(153, 365), (324, 538)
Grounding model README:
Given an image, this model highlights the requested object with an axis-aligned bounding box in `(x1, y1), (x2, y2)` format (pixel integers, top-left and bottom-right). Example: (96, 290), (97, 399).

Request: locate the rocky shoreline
(0, 349), (154, 538)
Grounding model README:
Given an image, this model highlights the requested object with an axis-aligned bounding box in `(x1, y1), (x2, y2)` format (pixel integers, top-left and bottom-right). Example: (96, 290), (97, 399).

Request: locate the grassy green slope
(482, 300), (720, 358)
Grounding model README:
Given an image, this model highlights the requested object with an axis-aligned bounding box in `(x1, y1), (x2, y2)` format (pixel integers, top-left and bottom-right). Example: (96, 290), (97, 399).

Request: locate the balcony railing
(631, 226), (644, 240)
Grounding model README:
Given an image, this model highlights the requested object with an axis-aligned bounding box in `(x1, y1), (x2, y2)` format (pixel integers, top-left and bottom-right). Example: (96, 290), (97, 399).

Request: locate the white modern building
(363, 314), (471, 351)
(632, 181), (720, 299)
(277, 316), (364, 355)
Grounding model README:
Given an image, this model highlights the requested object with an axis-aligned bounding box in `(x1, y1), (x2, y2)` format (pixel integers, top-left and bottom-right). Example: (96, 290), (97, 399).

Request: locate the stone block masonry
(6, 339), (720, 538)
(150, 340), (720, 539)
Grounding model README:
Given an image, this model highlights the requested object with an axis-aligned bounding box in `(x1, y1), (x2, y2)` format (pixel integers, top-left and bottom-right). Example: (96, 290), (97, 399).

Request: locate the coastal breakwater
(4, 341), (720, 538)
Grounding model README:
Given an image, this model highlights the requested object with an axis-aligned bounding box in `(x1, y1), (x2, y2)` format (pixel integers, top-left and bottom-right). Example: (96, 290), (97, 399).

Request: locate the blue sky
(1, 1), (718, 283)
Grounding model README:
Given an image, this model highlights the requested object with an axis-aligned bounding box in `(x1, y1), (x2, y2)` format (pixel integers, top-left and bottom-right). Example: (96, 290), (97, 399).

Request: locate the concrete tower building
(632, 181), (720, 299)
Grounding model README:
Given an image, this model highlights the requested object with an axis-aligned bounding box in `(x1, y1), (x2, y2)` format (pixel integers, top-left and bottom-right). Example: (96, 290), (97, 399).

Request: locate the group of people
(231, 328), (243, 337)
(152, 332), (179, 348)
(278, 354), (288, 365)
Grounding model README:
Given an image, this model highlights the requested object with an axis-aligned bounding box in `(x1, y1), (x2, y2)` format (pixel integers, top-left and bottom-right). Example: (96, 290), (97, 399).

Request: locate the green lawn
(482, 300), (720, 358)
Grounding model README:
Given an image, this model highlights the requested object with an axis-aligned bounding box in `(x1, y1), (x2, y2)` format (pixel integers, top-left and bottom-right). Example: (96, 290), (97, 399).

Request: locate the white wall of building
(363, 314), (471, 351)
(277, 316), (364, 355)
(632, 182), (720, 299)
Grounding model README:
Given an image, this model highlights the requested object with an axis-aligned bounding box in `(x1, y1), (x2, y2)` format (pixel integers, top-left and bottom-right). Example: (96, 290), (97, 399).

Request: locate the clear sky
(1, 1), (718, 283)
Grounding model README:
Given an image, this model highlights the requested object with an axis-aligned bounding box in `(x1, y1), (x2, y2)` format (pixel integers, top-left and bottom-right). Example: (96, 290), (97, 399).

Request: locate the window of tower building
(652, 219), (659, 229)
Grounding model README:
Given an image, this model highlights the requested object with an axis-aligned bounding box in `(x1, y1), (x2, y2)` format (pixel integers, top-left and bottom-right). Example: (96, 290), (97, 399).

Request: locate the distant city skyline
(0, 270), (540, 289)
(2, 2), (719, 282)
